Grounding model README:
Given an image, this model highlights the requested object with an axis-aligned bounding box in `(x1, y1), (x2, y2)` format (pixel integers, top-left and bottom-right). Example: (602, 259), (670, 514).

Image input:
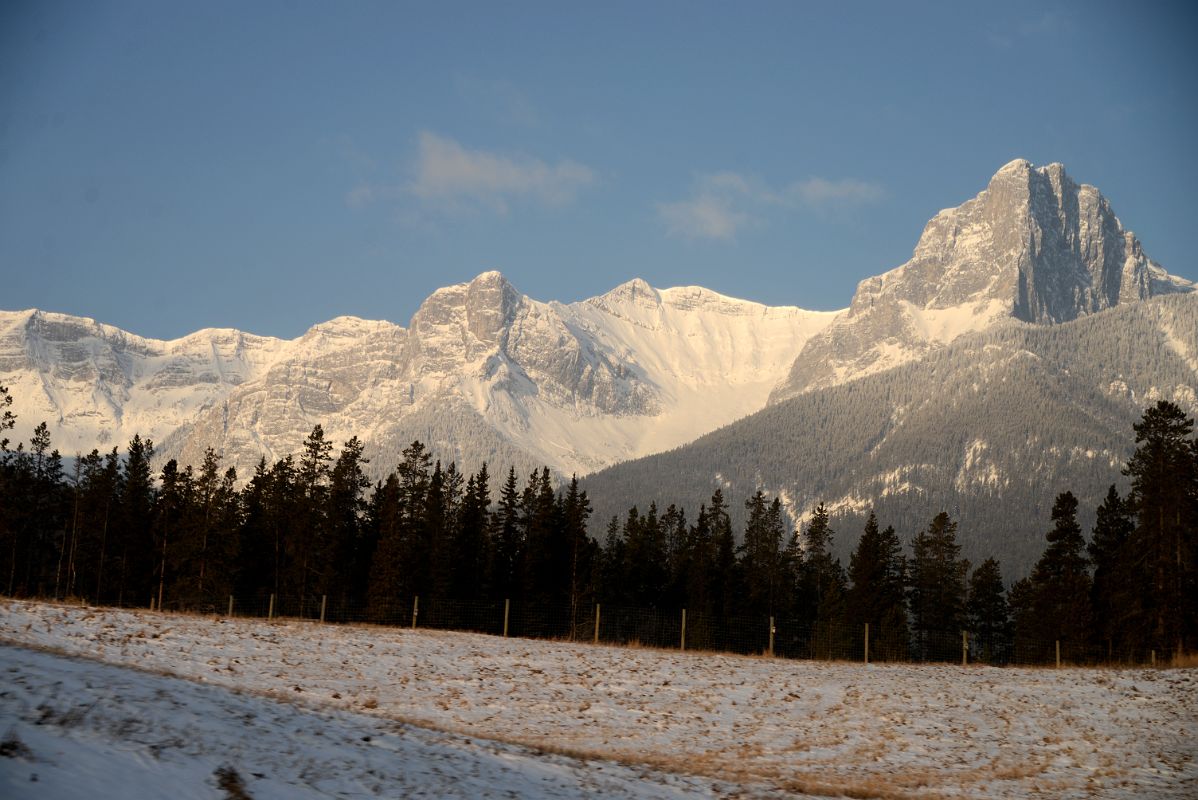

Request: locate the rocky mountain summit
(1, 272), (835, 478)
(769, 159), (1192, 402)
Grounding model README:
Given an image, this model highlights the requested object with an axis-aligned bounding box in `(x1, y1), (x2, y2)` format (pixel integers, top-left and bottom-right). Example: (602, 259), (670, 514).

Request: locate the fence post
(681, 608), (687, 651)
(1151, 649), (1156, 667)
(411, 596), (419, 630)
(593, 603), (600, 645)
(961, 630), (968, 667)
(268, 593), (275, 620)
(1055, 640), (1061, 668)
(504, 598), (510, 638)
(864, 622), (870, 665)
(227, 595), (234, 618)
(320, 595), (327, 624)
(768, 616), (775, 657)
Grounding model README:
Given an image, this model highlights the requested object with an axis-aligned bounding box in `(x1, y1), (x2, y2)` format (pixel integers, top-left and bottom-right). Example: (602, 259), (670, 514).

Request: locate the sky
(1, 0), (1196, 340)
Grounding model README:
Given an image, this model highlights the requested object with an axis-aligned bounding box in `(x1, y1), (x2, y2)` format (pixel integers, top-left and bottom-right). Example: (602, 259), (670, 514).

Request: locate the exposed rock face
(1, 273), (834, 478)
(769, 159), (1192, 403)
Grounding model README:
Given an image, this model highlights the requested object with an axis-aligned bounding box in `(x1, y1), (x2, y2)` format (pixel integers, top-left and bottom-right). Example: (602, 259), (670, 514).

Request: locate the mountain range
(2, 159), (1194, 574)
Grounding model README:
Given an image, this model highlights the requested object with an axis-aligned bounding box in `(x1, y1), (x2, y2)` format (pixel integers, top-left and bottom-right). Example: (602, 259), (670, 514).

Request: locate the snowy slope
(1, 274), (837, 477)
(0, 646), (726, 799)
(2, 600), (1195, 799)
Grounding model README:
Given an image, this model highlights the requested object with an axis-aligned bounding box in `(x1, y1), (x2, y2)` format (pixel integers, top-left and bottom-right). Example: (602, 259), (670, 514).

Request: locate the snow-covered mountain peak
(770, 159), (1193, 403)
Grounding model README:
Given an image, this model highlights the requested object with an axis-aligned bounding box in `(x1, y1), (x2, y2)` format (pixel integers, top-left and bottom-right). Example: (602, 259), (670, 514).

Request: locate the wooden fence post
(593, 603), (600, 645)
(1055, 640), (1061, 669)
(268, 593), (275, 620)
(227, 595), (234, 618)
(962, 630), (968, 667)
(1151, 649), (1156, 667)
(768, 616), (775, 657)
(411, 596), (419, 629)
(864, 622), (870, 665)
(503, 598), (510, 638)
(681, 608), (687, 651)
(320, 594), (327, 624)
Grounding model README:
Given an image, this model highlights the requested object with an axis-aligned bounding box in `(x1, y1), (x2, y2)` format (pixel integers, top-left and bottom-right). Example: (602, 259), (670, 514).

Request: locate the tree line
(1, 383), (1194, 661)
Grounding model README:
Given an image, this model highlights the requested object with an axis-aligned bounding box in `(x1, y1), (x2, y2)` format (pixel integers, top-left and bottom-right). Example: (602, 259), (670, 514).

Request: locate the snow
(1, 276), (841, 478)
(0, 647), (720, 799)
(1, 600), (1195, 798)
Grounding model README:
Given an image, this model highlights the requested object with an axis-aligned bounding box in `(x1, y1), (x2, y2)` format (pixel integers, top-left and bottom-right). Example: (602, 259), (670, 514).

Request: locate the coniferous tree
(520, 467), (558, 604)
(801, 504), (848, 657)
(707, 488), (739, 619)
(597, 515), (626, 606)
(1088, 485), (1135, 655)
(489, 467), (523, 601)
(151, 458), (189, 608)
(366, 472), (404, 620)
(966, 557), (1010, 662)
(846, 511), (909, 660)
(909, 511), (969, 660)
(327, 436), (371, 609)
(115, 435), (155, 607)
(293, 424), (334, 606)
(1122, 401), (1197, 657)
(660, 504), (688, 608)
(449, 464), (490, 603)
(1017, 491), (1092, 660)
(0, 383), (14, 450)
(559, 475), (595, 633)
(623, 502), (667, 607)
(740, 492), (787, 618)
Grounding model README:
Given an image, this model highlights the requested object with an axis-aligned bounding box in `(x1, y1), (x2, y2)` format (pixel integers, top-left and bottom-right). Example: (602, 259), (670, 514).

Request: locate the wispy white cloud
(344, 132), (596, 217)
(658, 194), (752, 242)
(659, 171), (884, 241)
(787, 177), (885, 208)
(410, 131), (595, 213)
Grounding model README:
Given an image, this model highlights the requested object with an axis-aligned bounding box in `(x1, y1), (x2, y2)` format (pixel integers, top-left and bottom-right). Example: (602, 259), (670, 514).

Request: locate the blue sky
(2, 0), (1195, 339)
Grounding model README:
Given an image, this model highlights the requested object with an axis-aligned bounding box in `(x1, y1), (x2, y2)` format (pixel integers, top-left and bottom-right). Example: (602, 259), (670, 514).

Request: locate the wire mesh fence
(44, 591), (1175, 669)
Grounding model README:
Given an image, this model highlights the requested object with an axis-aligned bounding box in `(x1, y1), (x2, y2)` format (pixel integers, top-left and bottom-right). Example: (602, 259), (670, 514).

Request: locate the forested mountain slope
(583, 291), (1198, 577)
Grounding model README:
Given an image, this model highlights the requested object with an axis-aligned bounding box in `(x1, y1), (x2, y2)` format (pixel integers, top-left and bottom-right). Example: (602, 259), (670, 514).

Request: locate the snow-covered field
(1, 600), (1195, 799)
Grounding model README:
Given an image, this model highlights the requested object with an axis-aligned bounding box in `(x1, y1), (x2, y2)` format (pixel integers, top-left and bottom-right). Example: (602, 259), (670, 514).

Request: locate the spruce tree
(1014, 491), (1092, 662)
(846, 511), (909, 660)
(1088, 485), (1134, 654)
(490, 467), (523, 600)
(740, 492), (786, 617)
(116, 435), (155, 607)
(908, 511), (968, 660)
(966, 557), (1010, 662)
(1122, 401), (1197, 657)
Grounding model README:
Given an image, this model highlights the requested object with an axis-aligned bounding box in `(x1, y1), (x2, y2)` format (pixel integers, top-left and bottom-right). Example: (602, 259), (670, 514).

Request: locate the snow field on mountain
(2, 600), (1195, 798)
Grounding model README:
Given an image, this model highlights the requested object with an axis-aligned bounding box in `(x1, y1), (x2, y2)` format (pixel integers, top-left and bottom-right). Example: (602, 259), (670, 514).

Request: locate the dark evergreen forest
(1, 382), (1194, 664)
